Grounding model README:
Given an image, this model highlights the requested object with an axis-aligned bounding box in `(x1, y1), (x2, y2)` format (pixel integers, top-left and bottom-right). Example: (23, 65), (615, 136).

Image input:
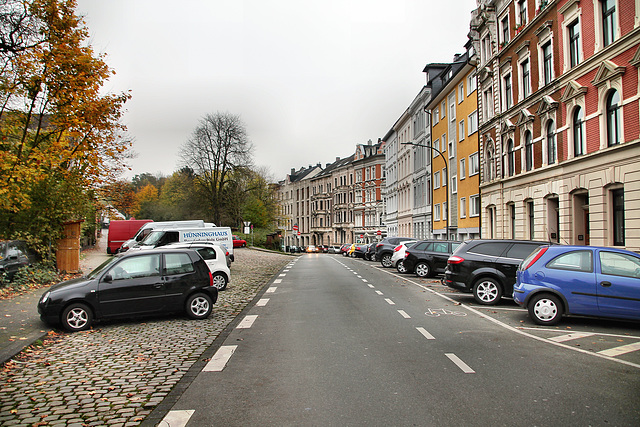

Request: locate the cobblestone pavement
(0, 249), (293, 426)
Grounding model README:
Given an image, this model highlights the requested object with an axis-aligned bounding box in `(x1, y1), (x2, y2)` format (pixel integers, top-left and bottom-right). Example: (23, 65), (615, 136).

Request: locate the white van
(132, 227), (235, 261)
(119, 220), (214, 252)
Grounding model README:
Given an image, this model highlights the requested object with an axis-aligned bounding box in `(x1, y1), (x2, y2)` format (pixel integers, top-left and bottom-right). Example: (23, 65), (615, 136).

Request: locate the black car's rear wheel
(528, 294), (563, 325)
(472, 278), (503, 305)
(415, 262), (432, 278)
(186, 293), (212, 319)
(61, 303), (93, 332)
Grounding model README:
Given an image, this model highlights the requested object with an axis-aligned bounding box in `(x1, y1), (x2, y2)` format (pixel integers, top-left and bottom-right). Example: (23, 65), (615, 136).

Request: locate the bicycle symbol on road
(425, 308), (467, 317)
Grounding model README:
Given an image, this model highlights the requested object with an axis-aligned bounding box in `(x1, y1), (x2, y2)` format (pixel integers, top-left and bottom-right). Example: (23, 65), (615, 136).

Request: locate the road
(159, 253), (640, 426)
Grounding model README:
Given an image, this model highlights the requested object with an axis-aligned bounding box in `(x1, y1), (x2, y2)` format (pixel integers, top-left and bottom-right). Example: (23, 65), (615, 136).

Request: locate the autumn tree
(181, 112), (253, 225)
(0, 0), (131, 252)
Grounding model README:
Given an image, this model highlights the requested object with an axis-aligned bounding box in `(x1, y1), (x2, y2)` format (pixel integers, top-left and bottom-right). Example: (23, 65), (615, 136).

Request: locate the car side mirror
(103, 274), (113, 283)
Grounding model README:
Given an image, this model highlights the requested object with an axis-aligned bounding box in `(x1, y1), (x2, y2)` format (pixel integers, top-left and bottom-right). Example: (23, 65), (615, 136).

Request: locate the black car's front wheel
(61, 303), (93, 332)
(186, 293), (213, 319)
(472, 278), (503, 305)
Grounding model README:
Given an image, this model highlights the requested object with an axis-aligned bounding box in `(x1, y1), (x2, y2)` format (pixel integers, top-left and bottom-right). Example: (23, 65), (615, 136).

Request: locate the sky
(76, 0), (478, 182)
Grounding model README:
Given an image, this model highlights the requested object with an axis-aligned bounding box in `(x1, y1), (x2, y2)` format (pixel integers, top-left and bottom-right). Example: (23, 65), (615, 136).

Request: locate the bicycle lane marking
(375, 267), (640, 370)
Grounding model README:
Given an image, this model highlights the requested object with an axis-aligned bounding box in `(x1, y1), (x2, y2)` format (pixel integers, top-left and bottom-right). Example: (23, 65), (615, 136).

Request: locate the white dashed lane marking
(398, 310), (411, 319)
(384, 298), (395, 305)
(203, 345), (237, 372)
(266, 287), (277, 293)
(256, 298), (269, 307)
(237, 315), (258, 329)
(416, 327), (435, 340)
(375, 290), (383, 295)
(159, 410), (194, 427)
(445, 353), (476, 374)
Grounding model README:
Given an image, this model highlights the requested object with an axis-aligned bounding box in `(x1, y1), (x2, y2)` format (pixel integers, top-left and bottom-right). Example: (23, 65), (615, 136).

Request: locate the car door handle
(154, 283), (164, 288)
(600, 281), (612, 287)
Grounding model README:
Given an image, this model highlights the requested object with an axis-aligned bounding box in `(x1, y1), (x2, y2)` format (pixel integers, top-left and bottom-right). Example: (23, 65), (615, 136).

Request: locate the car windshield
(87, 257), (119, 279)
(139, 230), (164, 246)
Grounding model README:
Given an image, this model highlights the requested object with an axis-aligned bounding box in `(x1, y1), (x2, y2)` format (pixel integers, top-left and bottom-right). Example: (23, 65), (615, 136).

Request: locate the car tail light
(404, 250), (410, 258)
(209, 271), (214, 287)
(447, 255), (465, 264)
(393, 245), (402, 252)
(521, 247), (548, 271)
(376, 243), (383, 248)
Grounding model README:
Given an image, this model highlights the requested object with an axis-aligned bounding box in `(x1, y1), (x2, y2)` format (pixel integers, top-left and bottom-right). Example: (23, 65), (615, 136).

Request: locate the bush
(0, 262), (61, 298)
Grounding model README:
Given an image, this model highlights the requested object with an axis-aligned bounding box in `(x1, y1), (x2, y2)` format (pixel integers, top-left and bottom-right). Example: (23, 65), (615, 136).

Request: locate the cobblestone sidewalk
(0, 249), (293, 426)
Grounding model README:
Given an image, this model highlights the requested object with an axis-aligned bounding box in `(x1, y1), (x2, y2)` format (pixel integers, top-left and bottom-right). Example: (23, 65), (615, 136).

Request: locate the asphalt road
(162, 254), (640, 426)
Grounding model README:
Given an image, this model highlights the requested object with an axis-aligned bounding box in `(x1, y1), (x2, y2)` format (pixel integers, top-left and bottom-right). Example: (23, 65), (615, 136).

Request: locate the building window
(486, 141), (495, 181)
(468, 73), (477, 93)
(503, 73), (512, 109)
(434, 203), (441, 221)
(521, 59), (530, 99)
(573, 107), (585, 156)
(606, 90), (621, 146)
(518, 0), (527, 25)
(510, 203), (516, 238)
(470, 195), (480, 217)
(612, 188), (624, 246)
(442, 133), (447, 153)
(483, 88), (493, 119)
(459, 120), (465, 141)
(434, 107), (439, 123)
(460, 158), (466, 179)
(525, 131), (533, 171)
(527, 200), (535, 239)
(468, 110), (478, 134)
(568, 20), (580, 67)
(507, 139), (515, 176)
(458, 83), (464, 102)
(460, 197), (466, 218)
(547, 121), (556, 165)
(434, 171), (441, 189)
(469, 152), (480, 175)
(501, 15), (510, 45)
(441, 101), (446, 119)
(542, 41), (553, 85)
(451, 172), (457, 194)
(602, 0), (616, 47)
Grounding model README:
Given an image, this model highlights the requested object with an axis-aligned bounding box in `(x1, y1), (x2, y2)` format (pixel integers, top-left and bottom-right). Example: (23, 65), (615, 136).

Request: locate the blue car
(514, 245), (640, 325)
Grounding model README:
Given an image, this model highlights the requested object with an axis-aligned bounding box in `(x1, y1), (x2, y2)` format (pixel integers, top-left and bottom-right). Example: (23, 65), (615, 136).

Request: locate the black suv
(403, 240), (461, 277)
(375, 237), (415, 268)
(443, 239), (549, 305)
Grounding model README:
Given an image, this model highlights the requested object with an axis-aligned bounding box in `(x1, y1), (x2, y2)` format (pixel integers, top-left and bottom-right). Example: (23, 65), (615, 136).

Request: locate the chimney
(291, 168), (295, 175)
(336, 157), (340, 161)
(368, 139), (372, 145)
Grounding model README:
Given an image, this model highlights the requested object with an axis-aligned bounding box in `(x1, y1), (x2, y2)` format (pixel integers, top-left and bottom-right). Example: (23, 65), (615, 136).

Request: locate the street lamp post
(401, 141), (449, 239)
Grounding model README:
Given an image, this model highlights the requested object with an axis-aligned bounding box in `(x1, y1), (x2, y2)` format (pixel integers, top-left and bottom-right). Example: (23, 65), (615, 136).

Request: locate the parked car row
(345, 237), (640, 326)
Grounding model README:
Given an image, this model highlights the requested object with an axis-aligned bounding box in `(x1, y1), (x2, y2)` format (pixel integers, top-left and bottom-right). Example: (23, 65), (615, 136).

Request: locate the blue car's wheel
(528, 294), (563, 325)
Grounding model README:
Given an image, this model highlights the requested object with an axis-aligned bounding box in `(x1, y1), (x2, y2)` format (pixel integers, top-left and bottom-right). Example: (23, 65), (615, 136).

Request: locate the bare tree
(181, 112), (253, 225)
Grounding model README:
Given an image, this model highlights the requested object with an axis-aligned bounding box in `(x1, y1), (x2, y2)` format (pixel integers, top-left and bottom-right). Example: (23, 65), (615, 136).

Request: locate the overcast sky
(76, 0), (477, 182)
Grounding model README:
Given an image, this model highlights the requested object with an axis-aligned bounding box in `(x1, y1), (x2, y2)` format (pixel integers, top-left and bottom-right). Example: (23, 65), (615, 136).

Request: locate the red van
(106, 219), (152, 254)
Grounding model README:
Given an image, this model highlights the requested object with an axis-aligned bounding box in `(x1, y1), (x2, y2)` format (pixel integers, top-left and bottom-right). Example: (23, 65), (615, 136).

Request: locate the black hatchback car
(375, 237), (415, 268)
(443, 239), (549, 305)
(38, 248), (218, 331)
(403, 240), (461, 277)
